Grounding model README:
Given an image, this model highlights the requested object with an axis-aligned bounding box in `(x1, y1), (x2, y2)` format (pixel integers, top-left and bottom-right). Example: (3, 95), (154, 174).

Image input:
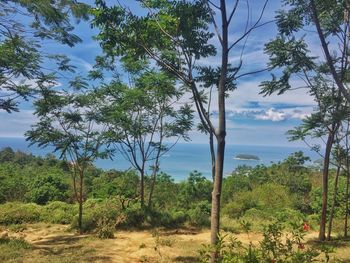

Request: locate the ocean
(0, 137), (321, 181)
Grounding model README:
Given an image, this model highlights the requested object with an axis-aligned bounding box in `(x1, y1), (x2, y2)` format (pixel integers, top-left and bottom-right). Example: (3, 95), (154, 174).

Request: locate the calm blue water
(0, 138), (320, 181)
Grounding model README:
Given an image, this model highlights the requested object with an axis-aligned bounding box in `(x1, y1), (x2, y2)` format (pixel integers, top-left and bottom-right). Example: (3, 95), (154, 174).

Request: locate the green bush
(96, 218), (115, 239)
(71, 198), (121, 233)
(223, 183), (293, 219)
(273, 208), (304, 224)
(145, 209), (187, 228)
(188, 201), (211, 227)
(71, 213), (96, 233)
(199, 222), (333, 263)
(241, 208), (271, 223)
(41, 201), (77, 224)
(169, 210), (187, 227)
(0, 202), (43, 225)
(222, 191), (258, 218)
(121, 203), (146, 227)
(25, 173), (69, 205)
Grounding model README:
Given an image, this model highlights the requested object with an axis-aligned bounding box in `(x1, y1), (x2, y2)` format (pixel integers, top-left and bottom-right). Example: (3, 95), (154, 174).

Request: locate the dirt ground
(1, 224), (350, 262)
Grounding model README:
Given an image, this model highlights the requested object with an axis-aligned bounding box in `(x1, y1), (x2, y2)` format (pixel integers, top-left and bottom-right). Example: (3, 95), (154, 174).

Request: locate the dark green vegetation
(1, 148), (349, 261)
(234, 154), (260, 161)
(0, 148), (348, 239)
(199, 223), (334, 263)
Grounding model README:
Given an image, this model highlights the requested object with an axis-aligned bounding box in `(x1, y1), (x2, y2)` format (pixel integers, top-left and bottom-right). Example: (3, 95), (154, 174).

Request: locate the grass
(0, 223), (349, 262)
(0, 237), (32, 262)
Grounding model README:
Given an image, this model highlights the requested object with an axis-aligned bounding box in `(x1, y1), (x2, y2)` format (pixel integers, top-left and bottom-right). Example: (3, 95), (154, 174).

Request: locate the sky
(0, 0), (322, 147)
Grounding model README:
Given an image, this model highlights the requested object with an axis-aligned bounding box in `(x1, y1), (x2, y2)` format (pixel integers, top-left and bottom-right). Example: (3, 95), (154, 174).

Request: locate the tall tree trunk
(140, 167), (145, 208)
(327, 165), (341, 240)
(147, 159), (160, 208)
(210, 136), (225, 262)
(210, 2), (228, 262)
(319, 130), (335, 241)
(345, 170), (350, 239)
(78, 169), (84, 234)
(310, 0), (350, 103)
(147, 171), (156, 209)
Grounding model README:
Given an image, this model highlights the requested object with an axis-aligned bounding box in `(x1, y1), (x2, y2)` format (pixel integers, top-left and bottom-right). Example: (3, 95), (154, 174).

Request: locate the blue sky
(0, 0), (320, 147)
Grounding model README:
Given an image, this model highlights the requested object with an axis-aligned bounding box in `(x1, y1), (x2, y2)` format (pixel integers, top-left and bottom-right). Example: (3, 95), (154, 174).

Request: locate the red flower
(298, 243), (305, 249)
(271, 260), (276, 263)
(303, 222), (310, 231)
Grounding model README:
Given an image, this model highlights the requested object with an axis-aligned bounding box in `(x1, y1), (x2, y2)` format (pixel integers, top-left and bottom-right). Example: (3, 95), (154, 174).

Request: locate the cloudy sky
(1, 0), (321, 147)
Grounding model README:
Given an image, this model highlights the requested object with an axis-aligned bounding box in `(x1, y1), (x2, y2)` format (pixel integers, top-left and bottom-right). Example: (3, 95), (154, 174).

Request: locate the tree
(91, 1), (269, 259)
(261, 0), (350, 241)
(287, 85), (345, 241)
(95, 69), (193, 208)
(0, 0), (89, 113)
(26, 83), (112, 234)
(260, 0), (349, 102)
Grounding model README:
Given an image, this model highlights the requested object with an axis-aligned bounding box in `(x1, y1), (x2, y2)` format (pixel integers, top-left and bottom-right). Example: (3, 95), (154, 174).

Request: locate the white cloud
(255, 108), (286, 121)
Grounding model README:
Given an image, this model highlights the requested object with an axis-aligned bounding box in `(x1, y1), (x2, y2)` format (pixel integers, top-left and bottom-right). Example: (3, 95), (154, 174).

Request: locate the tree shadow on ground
(30, 234), (112, 262)
(32, 235), (85, 246)
(306, 238), (350, 248)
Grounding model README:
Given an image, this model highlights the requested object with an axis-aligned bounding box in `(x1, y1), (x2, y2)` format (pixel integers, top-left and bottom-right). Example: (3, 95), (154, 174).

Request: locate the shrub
(188, 201), (211, 227)
(199, 222), (333, 263)
(242, 208), (268, 220)
(169, 210), (187, 227)
(71, 213), (96, 233)
(71, 198), (121, 233)
(145, 209), (187, 228)
(220, 216), (242, 234)
(41, 201), (77, 224)
(273, 208), (304, 225)
(96, 218), (114, 239)
(120, 203), (146, 228)
(25, 173), (69, 205)
(222, 192), (258, 218)
(0, 202), (43, 225)
(222, 183), (293, 219)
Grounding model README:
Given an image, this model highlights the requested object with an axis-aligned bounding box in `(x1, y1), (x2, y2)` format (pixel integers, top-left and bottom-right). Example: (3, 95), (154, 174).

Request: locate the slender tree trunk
(210, 136), (225, 262)
(147, 172), (156, 208)
(319, 130), (335, 241)
(71, 165), (82, 233)
(78, 169), (84, 234)
(147, 160), (160, 208)
(209, 131), (216, 182)
(140, 167), (145, 208)
(327, 165), (341, 240)
(210, 2), (228, 262)
(310, 0), (350, 103)
(345, 170), (350, 238)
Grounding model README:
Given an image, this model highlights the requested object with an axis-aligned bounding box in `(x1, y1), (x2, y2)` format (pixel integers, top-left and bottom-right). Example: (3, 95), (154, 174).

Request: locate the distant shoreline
(0, 138), (321, 180)
(234, 154), (260, 161)
(233, 157), (259, 161)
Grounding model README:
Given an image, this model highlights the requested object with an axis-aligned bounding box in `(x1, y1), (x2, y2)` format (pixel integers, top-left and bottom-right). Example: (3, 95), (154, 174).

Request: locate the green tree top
(0, 0), (89, 112)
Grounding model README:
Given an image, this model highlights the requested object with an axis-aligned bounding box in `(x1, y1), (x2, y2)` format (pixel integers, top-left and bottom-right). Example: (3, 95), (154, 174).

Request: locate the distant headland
(234, 154), (260, 161)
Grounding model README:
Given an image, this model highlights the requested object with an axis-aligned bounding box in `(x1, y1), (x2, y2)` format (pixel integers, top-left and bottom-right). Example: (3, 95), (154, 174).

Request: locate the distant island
(234, 154), (260, 161)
